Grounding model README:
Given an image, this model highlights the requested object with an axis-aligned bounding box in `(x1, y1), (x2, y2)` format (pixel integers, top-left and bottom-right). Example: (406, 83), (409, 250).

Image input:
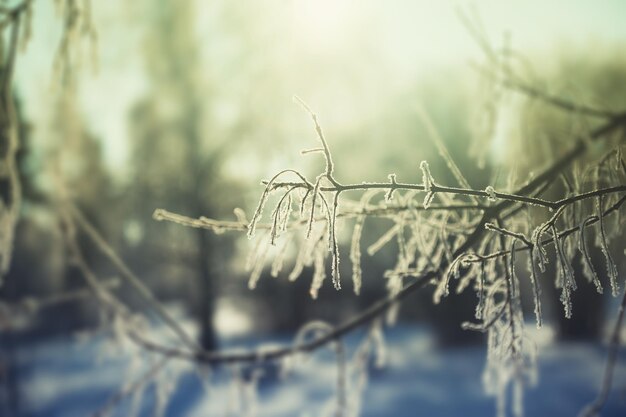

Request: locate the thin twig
(70, 204), (200, 351)
(127, 270), (437, 364)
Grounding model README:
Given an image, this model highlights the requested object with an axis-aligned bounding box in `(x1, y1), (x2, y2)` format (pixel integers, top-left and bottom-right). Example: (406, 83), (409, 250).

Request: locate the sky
(13, 0), (626, 179)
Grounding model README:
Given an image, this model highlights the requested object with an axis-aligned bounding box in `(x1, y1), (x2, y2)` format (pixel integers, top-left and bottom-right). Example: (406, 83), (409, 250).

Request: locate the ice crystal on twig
(485, 185), (497, 201)
(420, 160), (435, 209)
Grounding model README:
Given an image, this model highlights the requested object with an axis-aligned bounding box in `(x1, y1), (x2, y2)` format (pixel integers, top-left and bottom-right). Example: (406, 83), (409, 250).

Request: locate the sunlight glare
(292, 0), (356, 51)
(215, 299), (254, 337)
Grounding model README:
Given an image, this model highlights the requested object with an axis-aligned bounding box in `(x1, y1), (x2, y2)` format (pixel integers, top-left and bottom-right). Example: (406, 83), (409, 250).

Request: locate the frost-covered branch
(146, 96), (625, 417)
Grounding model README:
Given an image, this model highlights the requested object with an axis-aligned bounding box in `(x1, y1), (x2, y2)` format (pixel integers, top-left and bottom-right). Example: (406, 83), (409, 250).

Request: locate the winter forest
(0, 1), (625, 416)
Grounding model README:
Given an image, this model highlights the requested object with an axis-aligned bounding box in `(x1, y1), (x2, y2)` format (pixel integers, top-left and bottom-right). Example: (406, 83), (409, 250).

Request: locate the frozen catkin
(551, 226), (576, 319)
(310, 244), (327, 299)
(578, 216), (603, 294)
(367, 224), (401, 256)
(597, 196), (620, 297)
(330, 192), (342, 291)
(420, 160), (435, 209)
(434, 253), (468, 304)
(270, 189), (294, 245)
(247, 234), (270, 290)
(270, 237), (291, 278)
(350, 215), (365, 295)
(247, 169), (309, 239)
(306, 176), (323, 239)
(530, 226), (549, 273)
(526, 253), (543, 328)
(475, 262), (487, 320)
(289, 225), (325, 282)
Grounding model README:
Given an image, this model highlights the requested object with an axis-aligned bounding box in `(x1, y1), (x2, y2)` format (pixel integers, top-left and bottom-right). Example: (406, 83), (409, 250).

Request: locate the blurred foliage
(1, 0), (624, 346)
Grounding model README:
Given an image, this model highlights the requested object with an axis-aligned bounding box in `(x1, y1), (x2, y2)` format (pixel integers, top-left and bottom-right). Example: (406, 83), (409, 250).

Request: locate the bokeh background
(1, 0), (626, 416)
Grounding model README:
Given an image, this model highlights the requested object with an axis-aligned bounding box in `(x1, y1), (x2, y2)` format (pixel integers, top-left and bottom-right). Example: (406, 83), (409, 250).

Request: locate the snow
(9, 322), (626, 417)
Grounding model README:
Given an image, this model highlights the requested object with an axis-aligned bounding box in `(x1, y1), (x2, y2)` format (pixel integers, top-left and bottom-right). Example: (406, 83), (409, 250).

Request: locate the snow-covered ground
(9, 321), (626, 417)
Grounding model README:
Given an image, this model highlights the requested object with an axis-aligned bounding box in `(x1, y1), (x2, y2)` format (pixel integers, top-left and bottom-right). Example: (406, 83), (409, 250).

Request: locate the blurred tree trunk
(196, 225), (218, 349)
(127, 0), (225, 350)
